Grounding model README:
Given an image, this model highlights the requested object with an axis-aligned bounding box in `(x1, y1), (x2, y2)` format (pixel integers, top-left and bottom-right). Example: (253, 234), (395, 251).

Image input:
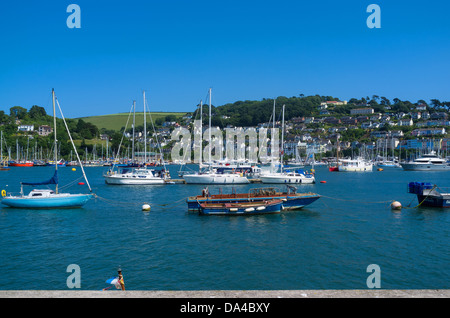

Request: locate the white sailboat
(1, 89), (94, 208)
(104, 91), (168, 185)
(260, 103), (315, 184)
(183, 88), (250, 185)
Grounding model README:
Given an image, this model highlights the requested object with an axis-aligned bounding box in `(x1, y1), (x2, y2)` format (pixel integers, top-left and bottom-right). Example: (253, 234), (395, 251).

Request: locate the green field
(77, 112), (187, 131)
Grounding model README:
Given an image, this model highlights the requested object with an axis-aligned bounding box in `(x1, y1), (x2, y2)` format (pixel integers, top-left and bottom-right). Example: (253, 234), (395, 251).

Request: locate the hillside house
(18, 124), (34, 132)
(350, 108), (374, 115)
(398, 118), (413, 126)
(411, 128), (446, 137)
(38, 125), (52, 136)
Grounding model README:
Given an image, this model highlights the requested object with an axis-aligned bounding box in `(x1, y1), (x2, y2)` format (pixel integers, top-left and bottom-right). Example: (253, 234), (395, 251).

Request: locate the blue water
(0, 165), (449, 290)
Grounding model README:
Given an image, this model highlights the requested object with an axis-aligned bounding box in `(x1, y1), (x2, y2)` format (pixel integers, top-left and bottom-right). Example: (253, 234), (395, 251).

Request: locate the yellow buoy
(142, 204), (151, 212)
(1, 190), (6, 197)
(72, 168), (76, 171)
(377, 168), (383, 171)
(391, 201), (402, 210)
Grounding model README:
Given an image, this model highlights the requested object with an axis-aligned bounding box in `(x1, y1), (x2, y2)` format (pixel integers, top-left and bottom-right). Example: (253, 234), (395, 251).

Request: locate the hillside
(78, 112), (187, 132)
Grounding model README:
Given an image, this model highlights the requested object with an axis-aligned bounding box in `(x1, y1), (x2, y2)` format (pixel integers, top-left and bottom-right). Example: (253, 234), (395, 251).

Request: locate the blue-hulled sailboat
(1, 89), (94, 209)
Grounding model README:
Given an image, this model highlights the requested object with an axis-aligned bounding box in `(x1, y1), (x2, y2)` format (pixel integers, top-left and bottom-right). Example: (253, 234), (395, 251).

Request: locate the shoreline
(1, 289), (449, 298)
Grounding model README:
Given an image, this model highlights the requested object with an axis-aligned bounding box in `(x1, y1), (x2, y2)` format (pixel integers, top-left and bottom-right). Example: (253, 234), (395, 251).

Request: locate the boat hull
(1, 194), (93, 209)
(407, 181), (450, 208)
(401, 163), (450, 171)
(104, 175), (165, 185)
(416, 195), (450, 208)
(199, 200), (283, 215)
(9, 162), (34, 167)
(187, 193), (320, 211)
(183, 173), (249, 184)
(259, 175), (315, 184)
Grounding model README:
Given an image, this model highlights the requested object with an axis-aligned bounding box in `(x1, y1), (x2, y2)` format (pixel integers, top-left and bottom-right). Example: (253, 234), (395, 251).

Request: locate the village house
(350, 108), (374, 115)
(17, 124), (34, 132)
(411, 128), (446, 137)
(398, 118), (413, 126)
(320, 100), (347, 107)
(430, 112), (448, 120)
(38, 125), (52, 136)
(415, 104), (427, 111)
(410, 112), (421, 120)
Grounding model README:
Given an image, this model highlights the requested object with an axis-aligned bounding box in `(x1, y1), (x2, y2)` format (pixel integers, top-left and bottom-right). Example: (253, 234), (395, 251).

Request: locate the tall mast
(208, 88), (212, 168)
(271, 99), (276, 172)
(281, 104), (285, 173)
(199, 100), (203, 166)
(52, 88), (58, 194)
(143, 91), (147, 165)
(132, 100), (136, 162)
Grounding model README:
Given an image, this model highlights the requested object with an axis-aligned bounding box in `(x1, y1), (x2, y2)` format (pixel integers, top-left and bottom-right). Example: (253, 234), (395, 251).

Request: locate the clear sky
(0, 0), (449, 118)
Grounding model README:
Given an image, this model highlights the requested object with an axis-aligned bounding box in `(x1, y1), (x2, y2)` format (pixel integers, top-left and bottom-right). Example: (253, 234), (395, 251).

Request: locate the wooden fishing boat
(187, 185), (321, 212)
(199, 199), (284, 215)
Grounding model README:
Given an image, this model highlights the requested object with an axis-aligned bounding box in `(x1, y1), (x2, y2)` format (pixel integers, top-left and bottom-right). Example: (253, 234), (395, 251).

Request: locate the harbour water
(0, 165), (449, 290)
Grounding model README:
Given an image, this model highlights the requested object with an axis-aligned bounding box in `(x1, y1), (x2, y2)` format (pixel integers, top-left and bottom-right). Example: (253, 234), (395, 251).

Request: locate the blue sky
(0, 0), (449, 118)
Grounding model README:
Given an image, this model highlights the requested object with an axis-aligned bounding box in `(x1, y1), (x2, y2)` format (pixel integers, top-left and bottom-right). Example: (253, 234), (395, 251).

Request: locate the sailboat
(182, 88), (250, 185)
(260, 103), (315, 184)
(1, 89), (94, 209)
(329, 135), (340, 172)
(9, 138), (34, 167)
(0, 131), (10, 170)
(104, 91), (168, 185)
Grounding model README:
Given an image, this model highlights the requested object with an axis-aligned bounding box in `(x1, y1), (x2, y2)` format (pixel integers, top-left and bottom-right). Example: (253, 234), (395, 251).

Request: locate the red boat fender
(78, 182), (85, 185)
(320, 181), (327, 183)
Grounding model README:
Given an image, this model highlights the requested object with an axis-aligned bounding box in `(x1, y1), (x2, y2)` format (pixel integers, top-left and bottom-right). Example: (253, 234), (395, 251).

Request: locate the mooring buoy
(391, 201), (402, 210)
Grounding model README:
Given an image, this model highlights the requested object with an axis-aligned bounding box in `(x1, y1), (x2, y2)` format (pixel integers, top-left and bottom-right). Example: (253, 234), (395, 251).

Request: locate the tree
(380, 97), (390, 105)
(417, 99), (427, 106)
(29, 105), (47, 119)
(0, 110), (9, 123)
(430, 99), (442, 109)
(10, 106), (27, 119)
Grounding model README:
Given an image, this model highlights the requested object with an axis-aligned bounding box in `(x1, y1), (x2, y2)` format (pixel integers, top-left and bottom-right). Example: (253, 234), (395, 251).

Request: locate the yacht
(400, 151), (450, 171)
(182, 88), (250, 185)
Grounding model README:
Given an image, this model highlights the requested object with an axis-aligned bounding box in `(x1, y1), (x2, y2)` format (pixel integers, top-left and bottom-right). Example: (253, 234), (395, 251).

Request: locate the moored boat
(338, 157), (373, 172)
(1, 187), (93, 209)
(199, 199), (284, 215)
(260, 168), (315, 184)
(181, 88), (249, 185)
(1, 89), (94, 209)
(407, 182), (450, 208)
(401, 151), (450, 171)
(103, 91), (168, 185)
(9, 161), (34, 167)
(186, 185), (321, 212)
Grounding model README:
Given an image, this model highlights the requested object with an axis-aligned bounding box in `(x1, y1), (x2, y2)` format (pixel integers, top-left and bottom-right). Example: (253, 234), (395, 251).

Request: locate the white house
(416, 104), (427, 111)
(398, 118), (413, 126)
(18, 124), (34, 132)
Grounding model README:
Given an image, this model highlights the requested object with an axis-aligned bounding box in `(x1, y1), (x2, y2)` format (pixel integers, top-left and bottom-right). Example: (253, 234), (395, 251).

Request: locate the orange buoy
(320, 181), (327, 183)
(78, 182), (85, 185)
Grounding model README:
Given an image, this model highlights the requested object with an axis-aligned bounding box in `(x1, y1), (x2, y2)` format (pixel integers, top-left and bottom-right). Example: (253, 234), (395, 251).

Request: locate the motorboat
(400, 151), (450, 171)
(338, 157), (373, 172)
